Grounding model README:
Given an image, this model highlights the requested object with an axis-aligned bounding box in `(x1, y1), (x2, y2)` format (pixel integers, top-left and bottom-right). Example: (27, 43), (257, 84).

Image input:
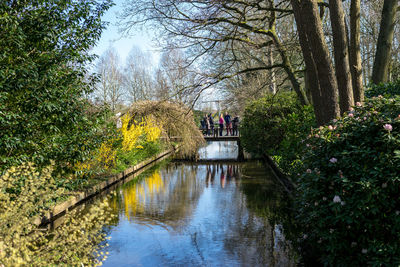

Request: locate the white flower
(333, 195), (341, 203)
(330, 157), (338, 163)
(323, 197), (327, 201)
(362, 249), (367, 254)
(384, 124), (393, 131)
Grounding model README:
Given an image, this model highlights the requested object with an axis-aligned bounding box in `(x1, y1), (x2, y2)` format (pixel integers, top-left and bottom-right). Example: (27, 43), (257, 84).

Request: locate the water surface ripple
(101, 141), (296, 266)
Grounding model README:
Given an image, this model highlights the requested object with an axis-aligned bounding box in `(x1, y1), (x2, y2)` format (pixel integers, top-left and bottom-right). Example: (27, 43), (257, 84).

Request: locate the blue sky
(92, 0), (161, 66)
(91, 0), (220, 109)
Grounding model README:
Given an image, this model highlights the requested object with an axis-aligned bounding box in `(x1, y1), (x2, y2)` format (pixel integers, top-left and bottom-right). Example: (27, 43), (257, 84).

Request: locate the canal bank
(38, 146), (178, 226)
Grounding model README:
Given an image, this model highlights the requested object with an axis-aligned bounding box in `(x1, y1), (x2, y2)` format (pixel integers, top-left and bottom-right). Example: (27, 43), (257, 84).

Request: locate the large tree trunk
(291, 0), (340, 124)
(349, 0), (364, 103)
(371, 0), (398, 84)
(291, 0), (324, 125)
(330, 0), (354, 113)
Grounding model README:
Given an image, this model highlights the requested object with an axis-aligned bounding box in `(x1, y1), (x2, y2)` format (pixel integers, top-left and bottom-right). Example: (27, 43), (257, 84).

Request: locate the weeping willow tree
(124, 100), (205, 156)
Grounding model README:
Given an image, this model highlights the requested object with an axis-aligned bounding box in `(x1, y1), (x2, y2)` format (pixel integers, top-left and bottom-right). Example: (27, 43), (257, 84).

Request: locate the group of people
(200, 112), (239, 136)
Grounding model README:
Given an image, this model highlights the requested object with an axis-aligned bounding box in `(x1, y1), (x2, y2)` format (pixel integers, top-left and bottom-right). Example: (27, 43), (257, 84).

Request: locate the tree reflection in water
(102, 160), (297, 266)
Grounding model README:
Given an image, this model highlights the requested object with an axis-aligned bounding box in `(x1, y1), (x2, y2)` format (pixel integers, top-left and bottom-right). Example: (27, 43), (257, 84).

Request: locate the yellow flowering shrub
(97, 142), (117, 169)
(75, 161), (93, 172)
(75, 112), (163, 175)
(121, 114), (144, 152)
(0, 163), (114, 266)
(143, 116), (162, 143)
(121, 114), (162, 151)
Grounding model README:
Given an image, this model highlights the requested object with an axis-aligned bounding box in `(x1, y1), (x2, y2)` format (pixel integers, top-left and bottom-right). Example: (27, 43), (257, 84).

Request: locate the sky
(91, 0), (161, 66)
(91, 0), (220, 110)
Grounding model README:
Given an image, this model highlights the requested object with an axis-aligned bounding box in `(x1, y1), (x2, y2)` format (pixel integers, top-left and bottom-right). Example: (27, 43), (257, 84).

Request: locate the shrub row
(240, 91), (315, 175)
(296, 96), (400, 265)
(241, 82), (400, 266)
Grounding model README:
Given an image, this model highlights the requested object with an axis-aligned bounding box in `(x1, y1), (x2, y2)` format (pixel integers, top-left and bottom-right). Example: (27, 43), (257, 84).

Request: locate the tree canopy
(0, 0), (113, 172)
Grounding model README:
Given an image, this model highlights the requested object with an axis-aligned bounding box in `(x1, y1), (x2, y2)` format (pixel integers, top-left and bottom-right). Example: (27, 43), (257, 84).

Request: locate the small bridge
(203, 136), (240, 142)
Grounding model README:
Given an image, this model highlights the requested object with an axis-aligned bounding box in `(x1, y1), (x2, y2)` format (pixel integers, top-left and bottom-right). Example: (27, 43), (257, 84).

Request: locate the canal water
(99, 141), (297, 266)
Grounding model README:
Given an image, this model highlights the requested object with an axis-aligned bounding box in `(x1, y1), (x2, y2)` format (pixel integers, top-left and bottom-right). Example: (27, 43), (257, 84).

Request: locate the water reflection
(102, 160), (296, 266)
(198, 141), (238, 159)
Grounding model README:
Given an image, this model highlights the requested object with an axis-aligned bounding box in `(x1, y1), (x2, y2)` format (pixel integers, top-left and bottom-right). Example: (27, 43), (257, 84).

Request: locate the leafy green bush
(0, 1), (112, 174)
(294, 96), (400, 265)
(366, 80), (400, 98)
(241, 92), (301, 156)
(275, 105), (315, 175)
(114, 141), (163, 173)
(241, 92), (315, 175)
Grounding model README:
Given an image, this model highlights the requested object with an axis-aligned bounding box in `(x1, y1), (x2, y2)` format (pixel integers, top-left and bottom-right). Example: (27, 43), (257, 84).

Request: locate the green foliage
(241, 92), (301, 156)
(0, 163), (114, 266)
(294, 96), (400, 265)
(241, 92), (315, 175)
(193, 109), (204, 126)
(366, 80), (400, 98)
(0, 0), (113, 173)
(275, 105), (316, 175)
(113, 141), (163, 173)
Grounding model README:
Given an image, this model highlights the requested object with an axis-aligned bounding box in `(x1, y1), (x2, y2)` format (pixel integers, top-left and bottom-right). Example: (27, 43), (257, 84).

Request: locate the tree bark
(349, 0), (364, 103)
(330, 0), (354, 113)
(291, 0), (324, 125)
(291, 0), (340, 124)
(371, 0), (398, 85)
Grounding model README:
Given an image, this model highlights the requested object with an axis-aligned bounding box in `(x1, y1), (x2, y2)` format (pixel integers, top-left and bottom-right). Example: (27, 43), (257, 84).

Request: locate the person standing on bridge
(208, 113), (214, 136)
(218, 114), (224, 136)
(224, 112), (232, 136)
(205, 114), (210, 136)
(232, 116), (239, 136)
(200, 116), (206, 134)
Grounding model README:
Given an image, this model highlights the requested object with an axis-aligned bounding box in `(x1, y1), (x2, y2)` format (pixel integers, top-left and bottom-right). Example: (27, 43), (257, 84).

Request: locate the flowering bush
(0, 163), (113, 266)
(121, 114), (145, 152)
(74, 113), (163, 178)
(143, 116), (162, 143)
(121, 114), (162, 151)
(96, 142), (117, 169)
(294, 96), (400, 265)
